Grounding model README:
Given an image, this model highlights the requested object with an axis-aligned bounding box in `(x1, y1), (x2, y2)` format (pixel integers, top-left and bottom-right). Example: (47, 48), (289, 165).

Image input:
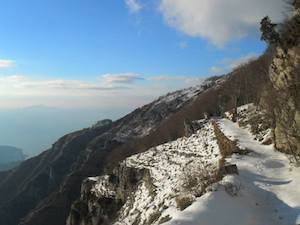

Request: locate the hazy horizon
(0, 78), (208, 157)
(0, 105), (134, 156)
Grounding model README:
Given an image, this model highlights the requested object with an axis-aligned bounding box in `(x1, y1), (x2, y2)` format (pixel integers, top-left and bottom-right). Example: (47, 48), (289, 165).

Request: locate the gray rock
(220, 164), (239, 176)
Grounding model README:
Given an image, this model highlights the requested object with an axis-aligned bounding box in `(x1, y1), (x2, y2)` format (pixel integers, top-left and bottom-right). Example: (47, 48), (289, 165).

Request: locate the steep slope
(69, 103), (300, 225)
(260, 3), (300, 159)
(0, 126), (110, 225)
(67, 120), (222, 225)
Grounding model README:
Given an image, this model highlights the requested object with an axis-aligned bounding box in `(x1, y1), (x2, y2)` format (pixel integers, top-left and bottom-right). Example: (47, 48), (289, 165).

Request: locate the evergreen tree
(260, 16), (280, 44)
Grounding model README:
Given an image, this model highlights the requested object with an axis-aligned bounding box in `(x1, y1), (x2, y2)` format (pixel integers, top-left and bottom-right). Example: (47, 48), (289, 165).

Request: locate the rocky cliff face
(260, 6), (300, 161)
(268, 46), (300, 156)
(67, 164), (152, 225)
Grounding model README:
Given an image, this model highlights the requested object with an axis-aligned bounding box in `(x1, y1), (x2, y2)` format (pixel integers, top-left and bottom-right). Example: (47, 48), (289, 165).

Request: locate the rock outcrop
(260, 5), (300, 160)
(67, 164), (152, 225)
(267, 46), (300, 155)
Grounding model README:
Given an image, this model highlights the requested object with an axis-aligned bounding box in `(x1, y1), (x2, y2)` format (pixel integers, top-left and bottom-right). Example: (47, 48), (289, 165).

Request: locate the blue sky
(0, 0), (287, 109)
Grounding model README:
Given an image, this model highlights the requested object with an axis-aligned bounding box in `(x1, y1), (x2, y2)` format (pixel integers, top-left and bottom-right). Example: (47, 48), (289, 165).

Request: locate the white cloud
(125, 0), (142, 13)
(0, 59), (15, 68)
(0, 75), (129, 97)
(0, 73), (206, 109)
(159, 0), (287, 46)
(100, 73), (143, 84)
(0, 74), (205, 97)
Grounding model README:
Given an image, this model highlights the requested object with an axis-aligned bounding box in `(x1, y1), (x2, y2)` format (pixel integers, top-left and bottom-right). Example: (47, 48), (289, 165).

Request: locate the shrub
(181, 162), (220, 198)
(159, 215), (172, 224)
(175, 194), (195, 211)
(147, 211), (161, 224)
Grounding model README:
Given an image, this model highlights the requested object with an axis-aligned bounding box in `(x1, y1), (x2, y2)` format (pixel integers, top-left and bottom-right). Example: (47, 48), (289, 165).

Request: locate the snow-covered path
(167, 119), (300, 225)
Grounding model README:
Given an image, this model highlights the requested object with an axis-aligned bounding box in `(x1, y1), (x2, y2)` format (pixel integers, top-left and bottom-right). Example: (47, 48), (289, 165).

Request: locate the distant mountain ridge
(0, 145), (25, 164)
(0, 106), (127, 156)
(0, 145), (25, 172)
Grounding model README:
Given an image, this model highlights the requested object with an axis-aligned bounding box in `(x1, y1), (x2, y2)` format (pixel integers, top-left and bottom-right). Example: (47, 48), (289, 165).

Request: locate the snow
(237, 103), (255, 113)
(236, 103), (271, 143)
(114, 120), (221, 225)
(166, 119), (300, 225)
(89, 175), (116, 198)
(113, 79), (216, 143)
(113, 77), (226, 143)
(153, 84), (204, 107)
(87, 102), (299, 225)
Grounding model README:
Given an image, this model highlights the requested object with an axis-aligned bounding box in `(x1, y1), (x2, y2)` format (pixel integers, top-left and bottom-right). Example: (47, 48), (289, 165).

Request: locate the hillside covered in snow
(67, 104), (300, 225)
(75, 120), (222, 225)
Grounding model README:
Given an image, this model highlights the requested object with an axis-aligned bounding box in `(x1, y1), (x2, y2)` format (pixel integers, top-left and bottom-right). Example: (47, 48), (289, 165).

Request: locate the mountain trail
(167, 119), (300, 225)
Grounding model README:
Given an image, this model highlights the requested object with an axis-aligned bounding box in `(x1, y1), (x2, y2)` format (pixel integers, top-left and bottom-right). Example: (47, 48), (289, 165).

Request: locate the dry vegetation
(175, 194), (195, 211)
(147, 211), (162, 225)
(178, 121), (242, 209)
(181, 163), (220, 198)
(159, 215), (171, 224)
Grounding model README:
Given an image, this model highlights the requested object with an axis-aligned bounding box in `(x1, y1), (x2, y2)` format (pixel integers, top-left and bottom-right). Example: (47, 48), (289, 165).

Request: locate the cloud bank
(0, 75), (128, 94)
(159, 0), (287, 46)
(101, 73), (143, 84)
(0, 59), (15, 68)
(0, 73), (205, 108)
